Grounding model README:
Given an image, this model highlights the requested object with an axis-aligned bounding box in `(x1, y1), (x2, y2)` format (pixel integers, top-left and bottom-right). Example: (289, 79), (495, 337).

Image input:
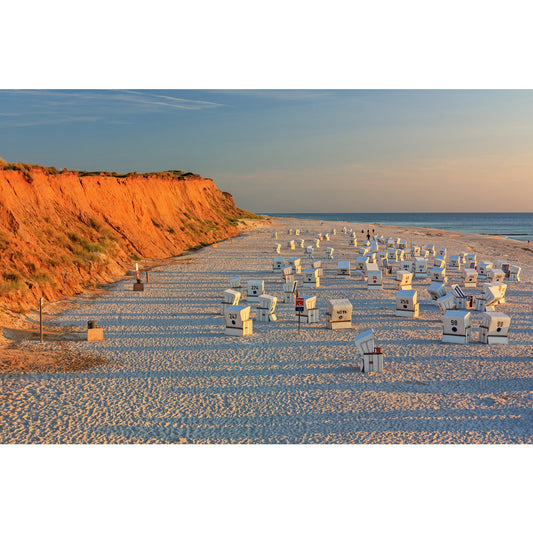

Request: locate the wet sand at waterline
(1, 217), (532, 443)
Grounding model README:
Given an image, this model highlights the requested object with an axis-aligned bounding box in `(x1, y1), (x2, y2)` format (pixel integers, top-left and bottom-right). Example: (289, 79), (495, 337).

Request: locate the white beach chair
(257, 294), (278, 322)
(224, 305), (253, 336)
(462, 268), (478, 288)
(246, 279), (265, 302)
(283, 280), (298, 304)
(311, 260), (323, 277)
(288, 257), (302, 274)
(488, 268), (506, 283)
(478, 261), (493, 279)
(326, 298), (353, 329)
(395, 270), (413, 290)
(441, 310), (471, 344)
(366, 263), (382, 289)
(509, 265), (521, 282)
(221, 288), (241, 314)
(427, 282), (447, 301)
(449, 255), (462, 270)
(452, 284), (474, 310)
(354, 329), (383, 373)
(395, 289), (419, 318)
(281, 266), (294, 283)
(430, 267), (447, 283)
(437, 293), (456, 314)
(337, 260), (351, 278)
(230, 276), (241, 289)
(479, 312), (511, 344)
(299, 295), (319, 324)
(302, 268), (320, 288)
(414, 259), (428, 279)
(272, 257), (285, 272)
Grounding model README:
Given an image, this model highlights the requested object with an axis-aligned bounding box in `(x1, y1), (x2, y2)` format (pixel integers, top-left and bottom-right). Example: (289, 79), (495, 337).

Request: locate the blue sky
(1, 89), (532, 213)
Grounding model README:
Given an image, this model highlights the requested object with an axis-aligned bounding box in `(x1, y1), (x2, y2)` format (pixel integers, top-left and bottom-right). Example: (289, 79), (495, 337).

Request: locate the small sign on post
(295, 296), (304, 335)
(39, 297), (44, 344)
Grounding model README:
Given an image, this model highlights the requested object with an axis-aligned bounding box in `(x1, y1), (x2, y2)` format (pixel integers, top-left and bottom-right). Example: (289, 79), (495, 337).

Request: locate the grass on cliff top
(1, 158), (198, 181)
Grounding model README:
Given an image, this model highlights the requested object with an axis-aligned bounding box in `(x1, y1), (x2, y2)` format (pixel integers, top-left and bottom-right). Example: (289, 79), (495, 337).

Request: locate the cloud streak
(0, 89), (225, 127)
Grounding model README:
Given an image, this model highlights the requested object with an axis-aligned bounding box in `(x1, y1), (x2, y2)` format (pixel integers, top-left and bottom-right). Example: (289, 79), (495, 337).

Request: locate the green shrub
(86, 243), (106, 253)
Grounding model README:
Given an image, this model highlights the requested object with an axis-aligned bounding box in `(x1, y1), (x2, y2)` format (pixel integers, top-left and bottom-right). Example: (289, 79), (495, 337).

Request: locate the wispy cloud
(7, 116), (102, 127)
(0, 89), (226, 127)
(211, 89), (332, 100)
(120, 90), (224, 110)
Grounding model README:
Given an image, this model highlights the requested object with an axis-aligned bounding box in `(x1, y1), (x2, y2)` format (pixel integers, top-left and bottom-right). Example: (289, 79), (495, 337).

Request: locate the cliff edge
(0, 159), (267, 321)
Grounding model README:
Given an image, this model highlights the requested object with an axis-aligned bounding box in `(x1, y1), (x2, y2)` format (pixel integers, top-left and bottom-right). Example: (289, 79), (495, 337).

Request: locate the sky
(1, 89), (532, 213)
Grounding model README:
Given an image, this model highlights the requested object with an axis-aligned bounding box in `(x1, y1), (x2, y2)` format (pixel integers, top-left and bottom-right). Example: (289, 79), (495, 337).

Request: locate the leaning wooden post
(39, 297), (44, 343)
(295, 290), (302, 336)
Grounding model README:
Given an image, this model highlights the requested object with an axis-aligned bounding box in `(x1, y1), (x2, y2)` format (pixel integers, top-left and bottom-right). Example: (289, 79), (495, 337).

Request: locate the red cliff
(0, 160), (265, 319)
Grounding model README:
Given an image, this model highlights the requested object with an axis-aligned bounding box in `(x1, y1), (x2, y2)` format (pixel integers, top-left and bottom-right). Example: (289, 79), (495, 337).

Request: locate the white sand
(1, 217), (532, 443)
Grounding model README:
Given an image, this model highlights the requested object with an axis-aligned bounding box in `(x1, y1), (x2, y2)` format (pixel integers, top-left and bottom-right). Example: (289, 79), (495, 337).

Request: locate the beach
(1, 216), (532, 444)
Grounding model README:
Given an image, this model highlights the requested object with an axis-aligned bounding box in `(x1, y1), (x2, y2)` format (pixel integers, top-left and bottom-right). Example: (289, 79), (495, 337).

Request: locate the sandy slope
(1, 217), (531, 444)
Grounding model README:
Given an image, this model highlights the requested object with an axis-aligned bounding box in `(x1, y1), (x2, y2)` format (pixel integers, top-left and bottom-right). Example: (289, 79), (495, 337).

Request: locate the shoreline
(265, 212), (533, 244)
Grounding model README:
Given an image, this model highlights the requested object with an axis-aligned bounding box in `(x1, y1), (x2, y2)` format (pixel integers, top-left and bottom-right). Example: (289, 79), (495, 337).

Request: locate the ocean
(264, 212), (533, 242)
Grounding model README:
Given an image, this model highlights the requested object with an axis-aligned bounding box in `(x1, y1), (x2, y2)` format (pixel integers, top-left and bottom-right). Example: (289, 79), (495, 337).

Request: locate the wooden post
(295, 290), (301, 335)
(146, 271), (150, 283)
(39, 297), (44, 343)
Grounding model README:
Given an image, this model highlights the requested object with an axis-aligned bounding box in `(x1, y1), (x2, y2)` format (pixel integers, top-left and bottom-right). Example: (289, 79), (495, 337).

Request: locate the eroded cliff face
(0, 161), (264, 318)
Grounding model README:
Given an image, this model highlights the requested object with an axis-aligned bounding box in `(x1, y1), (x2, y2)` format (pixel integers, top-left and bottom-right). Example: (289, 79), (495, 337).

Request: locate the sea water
(264, 212), (533, 242)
